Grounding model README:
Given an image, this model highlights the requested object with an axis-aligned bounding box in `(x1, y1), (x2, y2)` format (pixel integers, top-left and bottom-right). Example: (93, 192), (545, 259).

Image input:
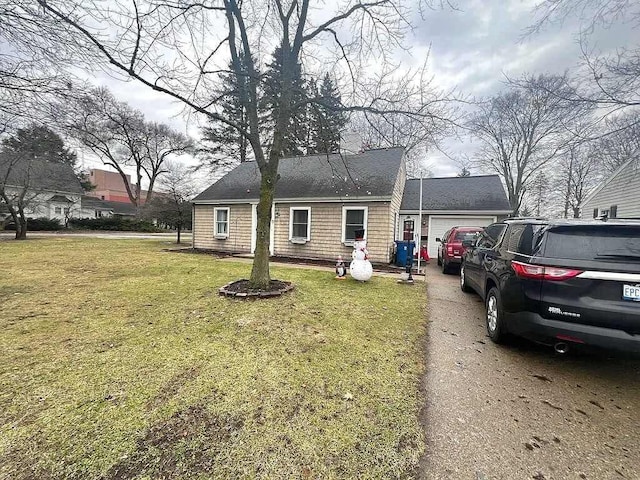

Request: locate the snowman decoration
(350, 229), (373, 282)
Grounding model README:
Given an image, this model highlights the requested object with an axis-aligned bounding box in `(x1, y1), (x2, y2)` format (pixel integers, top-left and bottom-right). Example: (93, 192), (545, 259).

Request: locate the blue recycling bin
(395, 240), (416, 267)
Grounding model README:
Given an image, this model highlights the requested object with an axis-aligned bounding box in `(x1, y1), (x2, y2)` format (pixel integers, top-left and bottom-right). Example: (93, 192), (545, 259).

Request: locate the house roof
(193, 147), (405, 203)
(103, 200), (137, 216)
(0, 153), (83, 194)
(400, 175), (512, 212)
(81, 195), (114, 210)
(49, 194), (74, 203)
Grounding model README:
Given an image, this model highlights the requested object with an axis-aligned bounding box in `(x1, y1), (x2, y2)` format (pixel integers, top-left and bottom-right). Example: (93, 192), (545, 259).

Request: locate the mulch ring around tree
(219, 279), (294, 299)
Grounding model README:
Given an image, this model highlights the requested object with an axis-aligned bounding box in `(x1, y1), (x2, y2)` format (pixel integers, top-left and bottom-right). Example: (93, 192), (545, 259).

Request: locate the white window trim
(341, 206), (368, 245)
(289, 206), (311, 243)
(214, 207), (230, 239)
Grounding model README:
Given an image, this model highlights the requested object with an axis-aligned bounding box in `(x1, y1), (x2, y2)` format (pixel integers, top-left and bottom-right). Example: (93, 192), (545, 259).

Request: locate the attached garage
(427, 215), (496, 259)
(399, 176), (512, 258)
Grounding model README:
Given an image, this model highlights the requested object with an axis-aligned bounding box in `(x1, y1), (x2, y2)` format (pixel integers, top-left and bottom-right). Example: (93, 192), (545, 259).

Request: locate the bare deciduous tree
(4, 0), (452, 288)
(590, 112), (640, 175)
(559, 142), (602, 218)
(144, 160), (197, 244)
(470, 74), (589, 215)
(528, 1), (639, 126)
(58, 87), (192, 210)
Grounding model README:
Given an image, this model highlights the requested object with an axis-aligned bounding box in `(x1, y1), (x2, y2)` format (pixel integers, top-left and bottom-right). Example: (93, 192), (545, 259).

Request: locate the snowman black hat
(354, 229), (365, 240)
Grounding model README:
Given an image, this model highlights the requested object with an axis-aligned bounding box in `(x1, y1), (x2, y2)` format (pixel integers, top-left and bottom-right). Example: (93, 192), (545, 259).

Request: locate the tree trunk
(573, 206), (580, 218)
(249, 163), (278, 289)
(15, 216), (27, 240)
(177, 226), (181, 244)
(563, 154), (574, 218)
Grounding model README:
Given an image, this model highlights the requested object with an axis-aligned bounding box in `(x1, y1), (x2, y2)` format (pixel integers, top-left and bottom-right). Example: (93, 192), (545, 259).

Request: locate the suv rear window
(454, 230), (481, 241)
(543, 225), (640, 261)
(505, 224), (546, 255)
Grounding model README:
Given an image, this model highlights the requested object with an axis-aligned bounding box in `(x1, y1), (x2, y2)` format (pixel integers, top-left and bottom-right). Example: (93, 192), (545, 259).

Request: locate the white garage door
(428, 216), (496, 259)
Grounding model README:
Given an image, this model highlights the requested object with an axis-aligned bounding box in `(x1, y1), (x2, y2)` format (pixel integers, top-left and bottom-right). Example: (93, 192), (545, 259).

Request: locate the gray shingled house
(192, 147), (406, 262)
(399, 176), (512, 258)
(581, 159), (640, 219)
(0, 154), (83, 223)
(191, 148), (512, 262)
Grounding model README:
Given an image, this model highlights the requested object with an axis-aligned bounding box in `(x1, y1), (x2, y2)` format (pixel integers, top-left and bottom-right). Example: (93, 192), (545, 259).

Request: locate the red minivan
(437, 226), (484, 274)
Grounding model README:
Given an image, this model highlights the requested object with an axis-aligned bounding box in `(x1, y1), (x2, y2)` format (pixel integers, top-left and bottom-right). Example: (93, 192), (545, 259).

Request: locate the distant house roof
(103, 200), (137, 216)
(0, 154), (83, 194)
(49, 194), (75, 203)
(400, 175), (512, 212)
(81, 195), (114, 211)
(193, 147), (405, 203)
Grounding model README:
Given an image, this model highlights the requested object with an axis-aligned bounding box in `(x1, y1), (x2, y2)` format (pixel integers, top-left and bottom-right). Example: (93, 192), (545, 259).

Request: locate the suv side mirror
(462, 239), (474, 248)
(436, 237), (442, 243)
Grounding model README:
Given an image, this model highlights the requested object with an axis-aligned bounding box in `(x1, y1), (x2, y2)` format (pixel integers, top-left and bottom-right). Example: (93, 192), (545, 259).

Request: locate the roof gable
(401, 175), (512, 212)
(581, 158), (639, 207)
(193, 147), (405, 202)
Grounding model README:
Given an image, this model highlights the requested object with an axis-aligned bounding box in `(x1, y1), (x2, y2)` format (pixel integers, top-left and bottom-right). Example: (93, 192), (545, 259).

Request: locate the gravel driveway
(420, 262), (640, 480)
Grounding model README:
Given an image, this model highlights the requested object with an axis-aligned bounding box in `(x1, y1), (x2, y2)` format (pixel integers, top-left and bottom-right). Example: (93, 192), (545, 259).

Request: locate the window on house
(63, 208), (70, 215)
(54, 207), (62, 214)
(214, 207), (229, 238)
(289, 207), (311, 242)
(600, 208), (610, 218)
(342, 206), (368, 243)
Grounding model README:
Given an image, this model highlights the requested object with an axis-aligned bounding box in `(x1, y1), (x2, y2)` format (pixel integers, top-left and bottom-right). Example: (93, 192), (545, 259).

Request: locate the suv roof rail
(593, 216), (640, 223)
(504, 216), (548, 221)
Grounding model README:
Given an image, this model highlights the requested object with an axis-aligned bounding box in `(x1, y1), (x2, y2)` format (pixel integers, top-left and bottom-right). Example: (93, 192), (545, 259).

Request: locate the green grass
(0, 238), (427, 479)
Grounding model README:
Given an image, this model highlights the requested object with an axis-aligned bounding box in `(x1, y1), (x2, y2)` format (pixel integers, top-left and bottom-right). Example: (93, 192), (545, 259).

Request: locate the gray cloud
(408, 0), (637, 177)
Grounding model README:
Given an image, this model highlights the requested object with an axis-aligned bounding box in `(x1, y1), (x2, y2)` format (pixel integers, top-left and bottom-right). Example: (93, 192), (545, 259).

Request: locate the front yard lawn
(0, 239), (426, 479)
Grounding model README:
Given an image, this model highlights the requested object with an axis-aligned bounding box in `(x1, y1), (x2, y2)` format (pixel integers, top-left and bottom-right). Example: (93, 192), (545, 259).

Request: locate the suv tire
(441, 258), (450, 274)
(460, 263), (472, 293)
(437, 254), (442, 266)
(485, 287), (508, 344)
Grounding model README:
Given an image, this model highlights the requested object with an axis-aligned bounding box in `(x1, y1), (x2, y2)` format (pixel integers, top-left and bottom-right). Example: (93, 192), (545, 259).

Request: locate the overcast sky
(80, 0), (636, 183)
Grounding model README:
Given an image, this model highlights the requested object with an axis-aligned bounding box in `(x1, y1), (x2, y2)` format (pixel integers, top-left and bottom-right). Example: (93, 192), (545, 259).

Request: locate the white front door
(251, 203), (275, 256)
(251, 204), (257, 253)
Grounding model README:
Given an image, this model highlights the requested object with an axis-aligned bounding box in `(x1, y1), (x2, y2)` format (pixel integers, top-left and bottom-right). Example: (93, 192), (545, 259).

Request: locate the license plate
(622, 284), (640, 302)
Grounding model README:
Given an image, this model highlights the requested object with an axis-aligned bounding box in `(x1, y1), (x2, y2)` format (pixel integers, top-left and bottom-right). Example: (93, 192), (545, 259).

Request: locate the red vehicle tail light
(447, 246), (453, 254)
(511, 261), (583, 281)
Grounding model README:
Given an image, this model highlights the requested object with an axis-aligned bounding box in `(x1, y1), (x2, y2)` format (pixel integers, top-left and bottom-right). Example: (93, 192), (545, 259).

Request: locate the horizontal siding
(583, 162), (640, 218)
(388, 160), (406, 247)
(273, 202), (394, 263)
(193, 204), (252, 252)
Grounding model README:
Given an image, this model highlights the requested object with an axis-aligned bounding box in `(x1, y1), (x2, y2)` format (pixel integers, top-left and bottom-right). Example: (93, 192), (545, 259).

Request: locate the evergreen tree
(201, 53), (252, 169)
(262, 42), (308, 157)
(309, 74), (347, 154)
(3, 124), (77, 166)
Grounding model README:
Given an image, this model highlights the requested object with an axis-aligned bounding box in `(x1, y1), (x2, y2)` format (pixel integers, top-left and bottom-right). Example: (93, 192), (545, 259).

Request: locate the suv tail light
(511, 261), (583, 281)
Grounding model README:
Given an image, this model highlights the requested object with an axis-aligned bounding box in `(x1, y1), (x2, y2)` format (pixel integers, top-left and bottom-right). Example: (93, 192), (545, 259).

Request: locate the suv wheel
(437, 253), (442, 266)
(441, 258), (450, 274)
(460, 264), (472, 293)
(485, 287), (508, 344)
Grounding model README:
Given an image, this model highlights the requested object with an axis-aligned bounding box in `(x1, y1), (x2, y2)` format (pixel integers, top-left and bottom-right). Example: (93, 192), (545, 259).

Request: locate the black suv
(460, 218), (640, 353)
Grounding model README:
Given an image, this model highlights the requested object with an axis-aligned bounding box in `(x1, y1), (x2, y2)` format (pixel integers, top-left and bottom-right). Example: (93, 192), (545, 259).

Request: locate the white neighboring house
(0, 154), (83, 226)
(582, 159), (640, 219)
(79, 196), (115, 219)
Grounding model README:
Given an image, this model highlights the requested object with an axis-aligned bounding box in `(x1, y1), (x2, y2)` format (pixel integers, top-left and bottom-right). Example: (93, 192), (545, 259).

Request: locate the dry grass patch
(0, 238), (427, 479)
